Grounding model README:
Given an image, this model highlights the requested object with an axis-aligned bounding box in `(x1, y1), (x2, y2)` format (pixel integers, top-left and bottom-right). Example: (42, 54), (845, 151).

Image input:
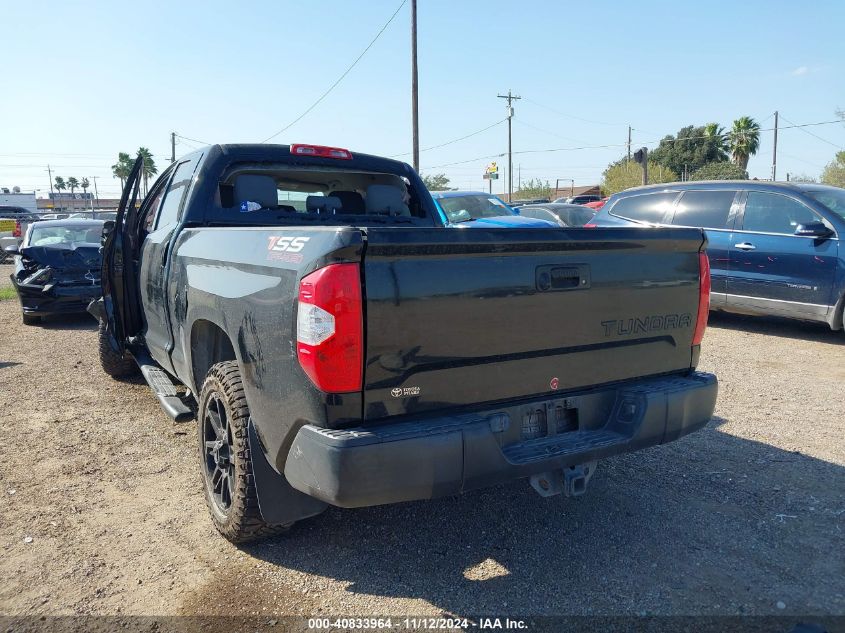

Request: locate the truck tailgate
(362, 227), (705, 420)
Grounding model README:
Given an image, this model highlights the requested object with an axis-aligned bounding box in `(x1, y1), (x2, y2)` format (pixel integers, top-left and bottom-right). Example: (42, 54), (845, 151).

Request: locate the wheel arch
(189, 318), (238, 394)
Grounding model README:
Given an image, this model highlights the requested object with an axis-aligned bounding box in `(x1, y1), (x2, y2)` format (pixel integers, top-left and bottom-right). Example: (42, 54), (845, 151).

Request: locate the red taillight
(296, 263), (363, 393)
(290, 144), (353, 160)
(692, 251), (711, 345)
(13, 220), (21, 238)
(583, 223), (597, 228)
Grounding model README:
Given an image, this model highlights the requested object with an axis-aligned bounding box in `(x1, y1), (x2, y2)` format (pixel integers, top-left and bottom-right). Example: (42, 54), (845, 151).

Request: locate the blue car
(591, 181), (845, 329)
(430, 191), (555, 228)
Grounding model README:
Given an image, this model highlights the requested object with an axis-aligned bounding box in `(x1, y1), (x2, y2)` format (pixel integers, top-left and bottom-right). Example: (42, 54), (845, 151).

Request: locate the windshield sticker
(488, 198), (506, 206)
(240, 200), (263, 212)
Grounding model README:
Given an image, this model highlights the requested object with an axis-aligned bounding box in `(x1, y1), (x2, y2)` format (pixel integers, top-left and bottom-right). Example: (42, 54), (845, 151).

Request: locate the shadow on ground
(246, 418), (845, 616)
(709, 310), (842, 345)
(37, 313), (98, 331)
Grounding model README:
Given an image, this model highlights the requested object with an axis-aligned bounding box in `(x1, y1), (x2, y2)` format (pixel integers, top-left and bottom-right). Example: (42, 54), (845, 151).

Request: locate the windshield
(28, 225), (102, 247)
(805, 189), (845, 221)
(438, 194), (514, 222)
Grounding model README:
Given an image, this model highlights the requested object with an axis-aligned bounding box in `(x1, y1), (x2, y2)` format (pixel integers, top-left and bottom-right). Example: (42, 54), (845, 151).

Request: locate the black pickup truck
(93, 143), (717, 543)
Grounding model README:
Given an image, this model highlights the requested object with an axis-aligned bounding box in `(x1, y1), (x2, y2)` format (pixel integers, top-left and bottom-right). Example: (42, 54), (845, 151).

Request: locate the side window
(609, 192), (678, 223)
(142, 182), (168, 233)
(154, 160), (196, 230)
(671, 190), (737, 229)
(742, 192), (819, 235)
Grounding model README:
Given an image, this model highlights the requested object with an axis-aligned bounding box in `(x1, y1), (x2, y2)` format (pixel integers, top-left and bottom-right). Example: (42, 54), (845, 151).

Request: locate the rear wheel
(198, 360), (289, 543)
(21, 312), (40, 326)
(97, 320), (137, 378)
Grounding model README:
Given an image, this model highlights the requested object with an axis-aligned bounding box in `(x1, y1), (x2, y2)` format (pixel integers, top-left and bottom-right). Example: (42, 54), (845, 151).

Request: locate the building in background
(0, 189), (37, 212)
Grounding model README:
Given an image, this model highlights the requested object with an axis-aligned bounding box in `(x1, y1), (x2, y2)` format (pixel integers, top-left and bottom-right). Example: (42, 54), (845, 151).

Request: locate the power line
(174, 133), (209, 146)
(522, 96), (626, 127)
(514, 119), (588, 144)
(779, 114), (842, 149)
(423, 119), (843, 170)
(392, 119), (506, 158)
(260, 0), (407, 143)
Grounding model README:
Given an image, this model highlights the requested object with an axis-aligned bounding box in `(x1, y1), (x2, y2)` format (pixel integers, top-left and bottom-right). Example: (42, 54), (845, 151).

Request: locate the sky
(2, 0), (844, 199)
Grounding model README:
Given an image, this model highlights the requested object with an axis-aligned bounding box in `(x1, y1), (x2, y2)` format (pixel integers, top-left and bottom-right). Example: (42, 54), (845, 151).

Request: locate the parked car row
(10, 142), (845, 547)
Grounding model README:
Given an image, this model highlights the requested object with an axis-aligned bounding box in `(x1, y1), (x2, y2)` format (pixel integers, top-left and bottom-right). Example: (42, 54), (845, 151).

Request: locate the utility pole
(171, 132), (176, 164)
(771, 110), (779, 181)
(410, 0), (419, 172)
(91, 176), (100, 214)
(46, 165), (54, 197)
(627, 126), (632, 161)
(497, 90), (521, 202)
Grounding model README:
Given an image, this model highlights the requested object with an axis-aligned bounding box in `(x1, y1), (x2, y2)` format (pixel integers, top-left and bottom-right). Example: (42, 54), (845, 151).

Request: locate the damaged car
(5, 219), (105, 325)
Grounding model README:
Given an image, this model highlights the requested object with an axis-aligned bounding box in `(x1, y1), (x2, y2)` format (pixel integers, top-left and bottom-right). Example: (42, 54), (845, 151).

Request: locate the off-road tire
(21, 312), (40, 326)
(97, 320), (137, 378)
(198, 360), (289, 543)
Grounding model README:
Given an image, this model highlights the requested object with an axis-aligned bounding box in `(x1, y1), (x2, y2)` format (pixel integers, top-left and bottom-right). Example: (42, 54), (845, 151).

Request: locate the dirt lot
(1, 261), (843, 619)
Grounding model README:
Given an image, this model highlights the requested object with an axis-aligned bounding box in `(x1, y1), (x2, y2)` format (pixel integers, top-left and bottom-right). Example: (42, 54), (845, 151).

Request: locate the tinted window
(805, 189), (845, 221)
(609, 192), (678, 223)
(142, 180), (168, 233)
(742, 192), (818, 235)
(155, 160), (195, 230)
(520, 207), (561, 225)
(438, 194), (514, 221)
(672, 190), (736, 229)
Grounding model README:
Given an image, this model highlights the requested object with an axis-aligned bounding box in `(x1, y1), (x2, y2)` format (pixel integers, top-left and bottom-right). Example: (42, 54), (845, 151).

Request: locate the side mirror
(794, 221), (833, 238)
(3, 244), (19, 255)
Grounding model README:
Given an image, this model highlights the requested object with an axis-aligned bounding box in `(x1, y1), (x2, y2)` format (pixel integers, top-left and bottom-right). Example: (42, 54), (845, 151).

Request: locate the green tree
(821, 151), (845, 188)
(67, 177), (79, 195)
(703, 123), (729, 160)
(690, 162), (748, 180)
(649, 124), (728, 178)
(111, 152), (133, 190)
(54, 176), (66, 192)
(729, 116), (761, 170)
(516, 178), (553, 200)
(136, 147), (158, 195)
(80, 177), (90, 194)
(421, 173), (452, 191)
(601, 158), (678, 195)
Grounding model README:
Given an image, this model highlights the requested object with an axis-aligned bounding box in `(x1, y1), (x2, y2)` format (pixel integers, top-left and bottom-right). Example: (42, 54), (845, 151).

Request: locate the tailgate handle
(536, 265), (590, 292)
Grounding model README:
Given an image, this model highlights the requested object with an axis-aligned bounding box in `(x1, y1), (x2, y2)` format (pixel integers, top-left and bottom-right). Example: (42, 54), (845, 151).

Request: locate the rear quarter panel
(169, 226), (364, 472)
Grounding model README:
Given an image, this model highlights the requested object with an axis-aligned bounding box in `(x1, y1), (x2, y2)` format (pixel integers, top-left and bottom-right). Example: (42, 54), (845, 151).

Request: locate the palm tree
(112, 152), (133, 190)
(136, 147), (158, 196)
(67, 177), (79, 211)
(729, 117), (761, 170)
(703, 123), (729, 162)
(81, 177), (90, 195)
(54, 176), (66, 212)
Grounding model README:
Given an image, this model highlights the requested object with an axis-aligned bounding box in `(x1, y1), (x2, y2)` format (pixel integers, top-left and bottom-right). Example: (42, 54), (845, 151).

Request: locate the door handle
(734, 242), (756, 251)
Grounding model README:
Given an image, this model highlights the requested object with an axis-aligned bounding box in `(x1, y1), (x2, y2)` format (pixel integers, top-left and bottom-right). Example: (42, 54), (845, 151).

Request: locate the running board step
(136, 359), (194, 423)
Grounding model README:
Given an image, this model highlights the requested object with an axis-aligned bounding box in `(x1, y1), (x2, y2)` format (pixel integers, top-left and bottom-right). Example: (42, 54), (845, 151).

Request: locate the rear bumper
(284, 372), (718, 507)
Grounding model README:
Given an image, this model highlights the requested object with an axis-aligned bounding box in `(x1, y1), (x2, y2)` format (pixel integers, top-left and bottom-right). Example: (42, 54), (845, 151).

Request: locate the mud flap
(248, 418), (328, 525)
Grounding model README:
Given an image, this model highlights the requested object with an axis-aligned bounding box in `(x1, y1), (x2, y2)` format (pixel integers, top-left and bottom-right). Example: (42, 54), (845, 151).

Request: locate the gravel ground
(0, 261), (843, 619)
